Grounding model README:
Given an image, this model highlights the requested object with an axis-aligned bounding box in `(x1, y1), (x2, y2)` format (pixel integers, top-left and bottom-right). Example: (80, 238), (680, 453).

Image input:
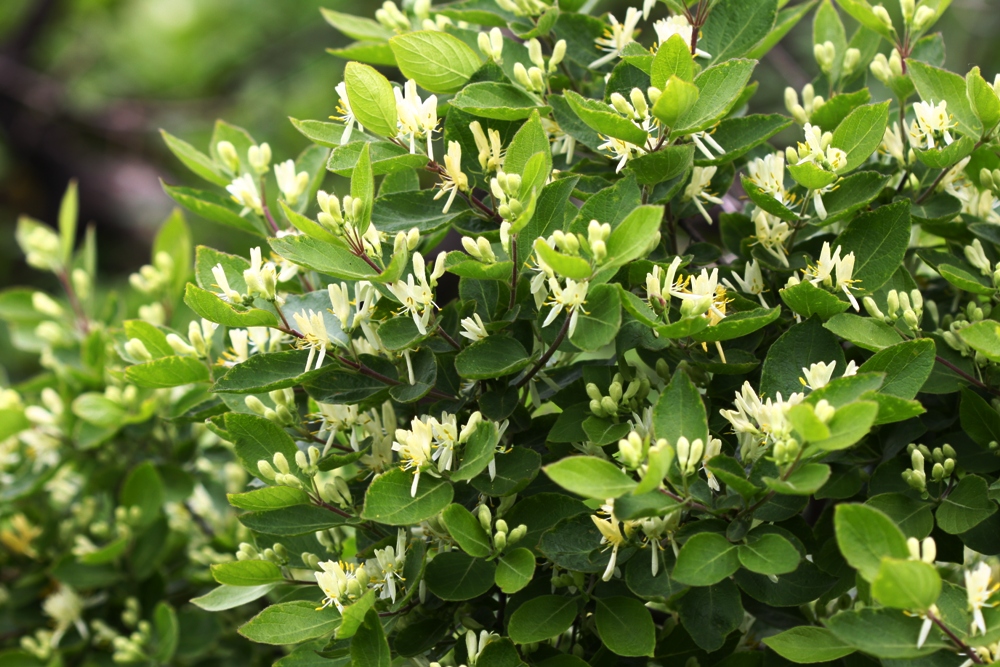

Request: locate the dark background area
(0, 0), (997, 380)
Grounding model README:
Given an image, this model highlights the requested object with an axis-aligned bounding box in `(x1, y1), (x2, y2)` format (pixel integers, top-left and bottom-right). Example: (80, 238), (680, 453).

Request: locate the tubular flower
(292, 310), (334, 372)
(909, 100), (956, 150)
(653, 14), (711, 59)
(434, 141), (469, 213)
(590, 7), (642, 69)
(470, 121), (505, 172)
(395, 79), (439, 160)
(542, 277), (589, 336)
(723, 259), (769, 307)
(226, 174), (263, 216)
(591, 512), (628, 581)
(334, 81), (363, 144)
(966, 562), (999, 635)
(683, 167), (724, 224)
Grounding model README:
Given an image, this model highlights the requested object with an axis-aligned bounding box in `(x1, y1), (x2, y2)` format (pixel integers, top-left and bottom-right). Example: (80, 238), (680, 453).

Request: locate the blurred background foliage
(0, 0), (998, 381)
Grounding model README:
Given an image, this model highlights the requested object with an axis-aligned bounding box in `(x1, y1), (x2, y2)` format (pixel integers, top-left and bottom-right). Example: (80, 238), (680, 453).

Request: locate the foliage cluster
(8, 0), (1000, 666)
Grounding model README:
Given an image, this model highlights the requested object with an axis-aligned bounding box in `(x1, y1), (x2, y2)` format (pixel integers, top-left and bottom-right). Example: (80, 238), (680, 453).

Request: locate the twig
(928, 611), (984, 665)
(658, 488), (715, 515)
(336, 354), (456, 401)
(515, 315), (572, 389)
(56, 269), (89, 333)
(437, 326), (462, 350)
(935, 355), (1000, 397)
(258, 176), (280, 234)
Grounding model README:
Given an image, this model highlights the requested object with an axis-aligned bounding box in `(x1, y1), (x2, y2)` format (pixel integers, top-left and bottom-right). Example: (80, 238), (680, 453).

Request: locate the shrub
(6, 0), (1000, 665)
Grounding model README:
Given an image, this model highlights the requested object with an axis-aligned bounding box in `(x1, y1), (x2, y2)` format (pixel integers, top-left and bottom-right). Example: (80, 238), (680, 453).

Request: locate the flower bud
(217, 141), (240, 172)
(843, 48), (861, 75)
(248, 143), (271, 175)
(590, 398), (605, 417)
(493, 531), (507, 551)
(527, 38), (544, 69)
(273, 452), (290, 475)
(586, 382), (602, 401)
(873, 4), (894, 30)
(863, 296), (886, 321)
(600, 396), (618, 415)
(508, 524), (527, 544)
(245, 395), (268, 416)
(258, 460), (276, 480)
(495, 519), (508, 534)
(124, 338), (152, 362)
(478, 504), (492, 532)
(550, 40), (566, 70)
(913, 5), (935, 30)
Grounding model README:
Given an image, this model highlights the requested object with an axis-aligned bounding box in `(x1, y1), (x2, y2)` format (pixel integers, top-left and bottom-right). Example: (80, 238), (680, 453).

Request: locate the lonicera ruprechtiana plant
(1, 187), (272, 665)
(11, 0), (1000, 664)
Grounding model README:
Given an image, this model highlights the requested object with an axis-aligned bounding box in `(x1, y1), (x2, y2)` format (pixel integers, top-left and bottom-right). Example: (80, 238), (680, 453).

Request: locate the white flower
(590, 7), (642, 69)
(395, 79), (438, 160)
(292, 310), (333, 371)
(591, 513), (627, 581)
(434, 141), (469, 213)
(598, 135), (646, 173)
(723, 259), (768, 307)
(460, 313), (489, 341)
(805, 242), (860, 310)
(335, 81), (363, 144)
(910, 100), (956, 150)
(243, 247), (277, 301)
(747, 153), (788, 204)
(719, 381), (805, 461)
(691, 130), (726, 160)
(966, 561), (998, 636)
(671, 267), (727, 323)
(702, 437), (722, 490)
(882, 122), (907, 165)
(542, 117), (575, 164)
(470, 121), (504, 172)
(387, 253), (436, 335)
(316, 560), (370, 611)
(274, 159), (309, 206)
(226, 174), (263, 215)
(328, 282), (352, 331)
(684, 166), (723, 224)
(228, 328), (249, 364)
(43, 586), (88, 647)
(652, 14), (710, 59)
(371, 530), (407, 602)
(392, 417), (435, 496)
(676, 436), (705, 476)
(478, 27), (504, 63)
(800, 361), (838, 390)
(543, 277), (589, 336)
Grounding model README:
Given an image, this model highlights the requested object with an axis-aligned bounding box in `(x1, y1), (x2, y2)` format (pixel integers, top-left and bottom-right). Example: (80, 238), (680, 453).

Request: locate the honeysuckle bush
(12, 1), (1000, 667)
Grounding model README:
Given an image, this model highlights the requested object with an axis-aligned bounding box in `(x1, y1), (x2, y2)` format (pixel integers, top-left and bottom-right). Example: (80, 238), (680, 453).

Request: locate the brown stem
(659, 488), (715, 515)
(437, 326), (461, 350)
(56, 269), (89, 333)
(935, 355), (1000, 397)
(508, 237), (519, 311)
(928, 612), (984, 665)
(515, 314), (571, 389)
(258, 176), (280, 234)
(337, 354), (456, 401)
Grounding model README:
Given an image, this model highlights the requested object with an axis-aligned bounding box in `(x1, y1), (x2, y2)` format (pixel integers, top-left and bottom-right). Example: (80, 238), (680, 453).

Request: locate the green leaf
(152, 602), (178, 664)
(594, 597), (656, 657)
(508, 595), (577, 644)
(938, 262), (994, 295)
(834, 201), (911, 295)
(563, 90), (649, 145)
(455, 336), (531, 380)
(653, 367), (709, 447)
(389, 30), (481, 94)
(336, 589), (376, 640)
(872, 558), (941, 611)
(184, 284), (279, 328)
(706, 456), (761, 498)
(764, 626), (855, 663)
(120, 462), (164, 526)
(700, 0), (778, 65)
(239, 601), (341, 645)
(544, 456), (637, 499)
(125, 355), (210, 388)
(807, 400), (878, 452)
(960, 388), (1000, 448)
(690, 306), (781, 342)
(442, 504), (492, 557)
(227, 486), (311, 512)
(651, 34), (695, 88)
(453, 420), (501, 482)
(211, 560), (284, 586)
(424, 551), (495, 601)
(742, 174), (799, 221)
(603, 206), (664, 268)
(212, 350), (327, 394)
(825, 607), (946, 659)
(831, 102), (890, 173)
(866, 493), (934, 539)
(780, 280), (850, 320)
(761, 317), (845, 398)
(652, 75), (700, 129)
(834, 503), (910, 581)
(908, 59), (983, 138)
(191, 584), (277, 612)
(737, 533), (801, 575)
(833, 0), (896, 39)
(320, 8), (394, 41)
(344, 62), (398, 138)
(160, 130), (228, 186)
(224, 413), (301, 479)
(823, 312), (903, 351)
(676, 59), (757, 134)
(351, 609), (390, 667)
(238, 505), (351, 535)
(533, 239), (592, 280)
(788, 160), (839, 190)
(672, 532), (740, 586)
(268, 235), (378, 281)
(747, 1), (818, 60)
(327, 140), (429, 176)
(958, 319), (1000, 362)
(968, 66), (1000, 128)
(627, 145), (694, 185)
(162, 182), (264, 236)
(351, 141), (374, 228)
(569, 283), (621, 351)
(361, 468), (454, 525)
(813, 0), (848, 83)
(451, 82), (551, 121)
(495, 548), (535, 594)
(937, 474), (997, 534)
(763, 463), (832, 495)
(858, 339), (935, 399)
(677, 580), (744, 652)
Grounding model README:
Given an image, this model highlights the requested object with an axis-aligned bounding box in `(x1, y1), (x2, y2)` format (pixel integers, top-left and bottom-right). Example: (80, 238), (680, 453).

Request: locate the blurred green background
(0, 0), (997, 380)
